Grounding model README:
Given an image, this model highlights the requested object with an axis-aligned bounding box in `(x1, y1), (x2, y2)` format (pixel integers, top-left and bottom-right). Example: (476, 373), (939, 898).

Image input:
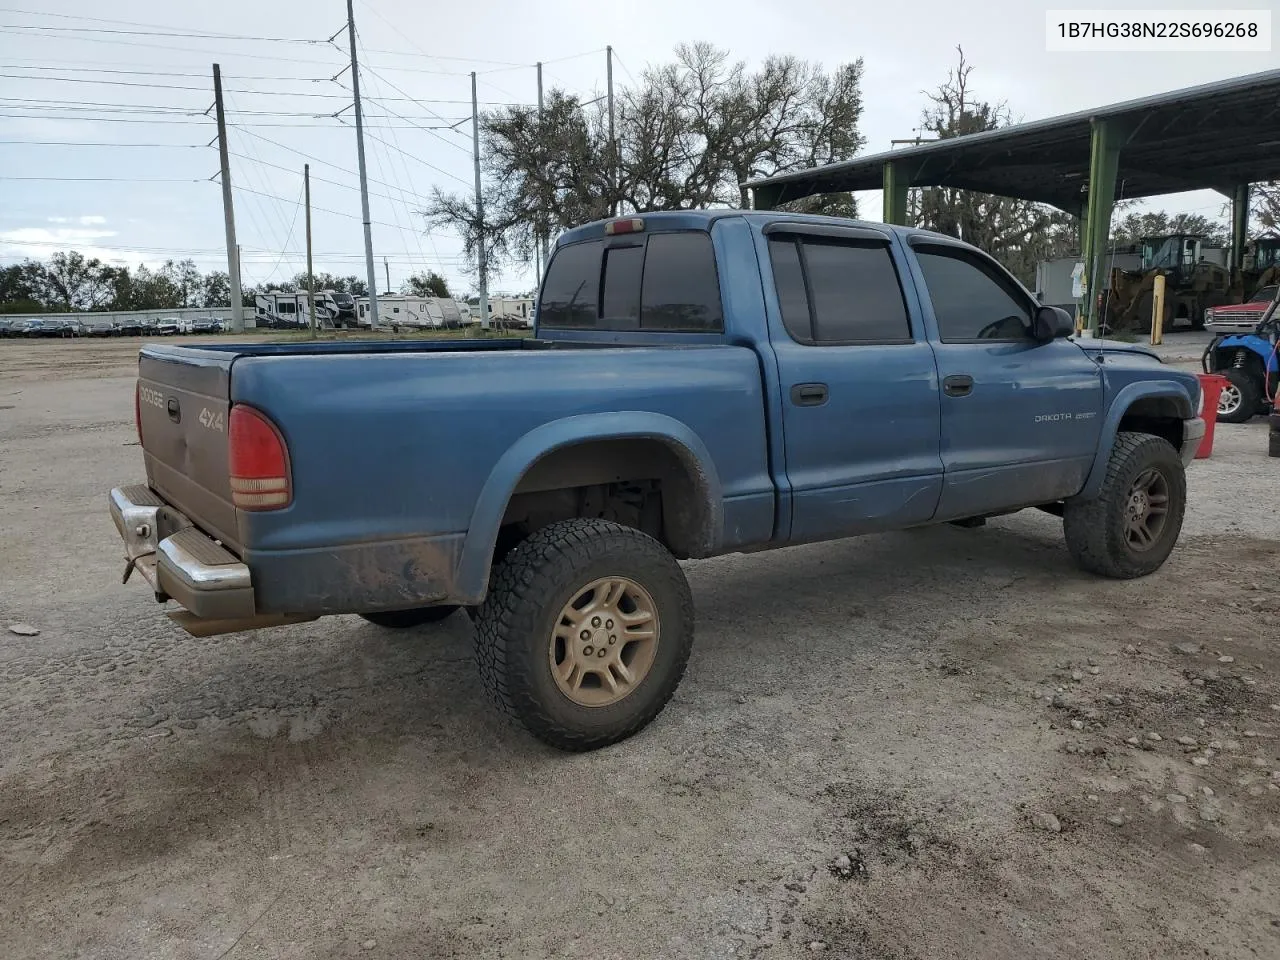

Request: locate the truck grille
(1211, 311), (1259, 324)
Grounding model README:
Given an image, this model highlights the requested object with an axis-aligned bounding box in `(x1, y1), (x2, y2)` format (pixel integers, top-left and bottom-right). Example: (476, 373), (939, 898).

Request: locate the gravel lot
(2, 335), (1278, 960)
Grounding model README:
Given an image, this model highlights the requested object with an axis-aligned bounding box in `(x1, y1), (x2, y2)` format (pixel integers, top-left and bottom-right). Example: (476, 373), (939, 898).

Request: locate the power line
(257, 183), (307, 285)
(0, 111), (468, 129)
(0, 73), (520, 104)
(0, 63), (333, 81)
(0, 22), (325, 43)
(346, 62), (476, 151)
(352, 124), (472, 187)
(0, 140), (203, 147)
(0, 175), (205, 182)
(228, 150), (434, 205)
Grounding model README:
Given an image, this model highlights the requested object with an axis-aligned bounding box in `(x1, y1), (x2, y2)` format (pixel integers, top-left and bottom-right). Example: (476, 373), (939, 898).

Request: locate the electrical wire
(0, 73), (518, 104)
(257, 182), (306, 286)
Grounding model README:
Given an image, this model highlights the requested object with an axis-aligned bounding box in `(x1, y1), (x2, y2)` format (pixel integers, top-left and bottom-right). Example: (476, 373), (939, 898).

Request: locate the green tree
(0, 262), (44, 313)
(402, 270), (451, 298)
(26, 251), (120, 311)
(202, 271), (231, 307)
(1110, 209), (1229, 246)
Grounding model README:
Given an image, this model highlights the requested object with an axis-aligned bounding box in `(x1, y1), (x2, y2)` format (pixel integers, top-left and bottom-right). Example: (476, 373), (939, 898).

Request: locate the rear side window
(768, 236), (911, 344)
(539, 240), (602, 327)
(539, 231), (723, 332)
(640, 233), (723, 331)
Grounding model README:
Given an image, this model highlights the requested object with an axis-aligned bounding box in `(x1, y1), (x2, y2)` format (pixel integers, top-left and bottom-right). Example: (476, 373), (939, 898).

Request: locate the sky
(1, 0), (1277, 299)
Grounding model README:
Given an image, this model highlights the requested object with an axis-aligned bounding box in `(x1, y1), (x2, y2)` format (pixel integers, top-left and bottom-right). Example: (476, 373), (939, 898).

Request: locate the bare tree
(424, 44), (866, 276)
(913, 48), (1077, 285)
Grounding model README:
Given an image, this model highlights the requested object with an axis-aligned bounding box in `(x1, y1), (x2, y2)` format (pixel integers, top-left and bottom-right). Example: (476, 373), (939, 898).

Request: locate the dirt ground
(1, 334), (1278, 960)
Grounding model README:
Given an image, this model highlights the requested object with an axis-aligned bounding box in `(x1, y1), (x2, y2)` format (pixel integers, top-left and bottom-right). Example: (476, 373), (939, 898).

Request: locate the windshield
(1250, 285), (1279, 303)
(1142, 237), (1180, 270)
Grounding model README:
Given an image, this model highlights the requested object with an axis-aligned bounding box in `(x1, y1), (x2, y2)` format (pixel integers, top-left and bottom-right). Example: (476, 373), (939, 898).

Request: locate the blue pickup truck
(111, 211), (1204, 750)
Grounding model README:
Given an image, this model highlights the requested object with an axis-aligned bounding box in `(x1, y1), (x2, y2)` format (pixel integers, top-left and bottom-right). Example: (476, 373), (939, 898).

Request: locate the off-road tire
(473, 518), (694, 752)
(1217, 368), (1261, 424)
(1063, 431), (1186, 579)
(359, 606), (459, 628)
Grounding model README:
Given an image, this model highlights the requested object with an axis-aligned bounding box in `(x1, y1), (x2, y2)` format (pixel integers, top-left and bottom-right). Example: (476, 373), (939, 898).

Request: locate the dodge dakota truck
(111, 211), (1205, 751)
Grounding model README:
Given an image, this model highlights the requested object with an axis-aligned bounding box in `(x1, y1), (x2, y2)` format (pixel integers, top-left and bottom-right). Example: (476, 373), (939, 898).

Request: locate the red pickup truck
(1204, 284), (1278, 333)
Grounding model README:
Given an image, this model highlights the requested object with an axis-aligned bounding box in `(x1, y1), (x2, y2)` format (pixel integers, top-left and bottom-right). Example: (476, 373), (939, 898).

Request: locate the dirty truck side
(110, 211), (1205, 751)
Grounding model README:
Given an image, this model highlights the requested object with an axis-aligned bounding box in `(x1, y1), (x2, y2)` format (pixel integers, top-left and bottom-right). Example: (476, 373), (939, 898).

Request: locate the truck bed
(135, 338), (776, 614)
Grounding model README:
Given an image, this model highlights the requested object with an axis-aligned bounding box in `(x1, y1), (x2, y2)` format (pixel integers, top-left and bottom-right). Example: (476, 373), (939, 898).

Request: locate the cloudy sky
(1, 0), (1277, 297)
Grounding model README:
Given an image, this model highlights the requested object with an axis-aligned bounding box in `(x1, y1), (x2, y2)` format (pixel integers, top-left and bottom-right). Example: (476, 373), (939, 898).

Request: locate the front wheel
(1063, 431), (1186, 579)
(359, 605), (459, 628)
(473, 518), (694, 751)
(1217, 368), (1261, 424)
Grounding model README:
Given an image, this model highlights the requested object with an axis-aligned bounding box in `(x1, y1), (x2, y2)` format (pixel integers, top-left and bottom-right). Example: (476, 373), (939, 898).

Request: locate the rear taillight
(228, 405), (291, 510)
(134, 382), (142, 444)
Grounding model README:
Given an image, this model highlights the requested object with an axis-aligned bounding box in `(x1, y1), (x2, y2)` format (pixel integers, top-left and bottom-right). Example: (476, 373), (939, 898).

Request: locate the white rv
(354, 296), (467, 330)
(255, 290), (356, 329)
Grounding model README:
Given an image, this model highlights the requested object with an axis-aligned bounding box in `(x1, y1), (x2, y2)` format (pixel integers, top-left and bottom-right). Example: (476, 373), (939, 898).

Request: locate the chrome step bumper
(109, 485), (255, 620)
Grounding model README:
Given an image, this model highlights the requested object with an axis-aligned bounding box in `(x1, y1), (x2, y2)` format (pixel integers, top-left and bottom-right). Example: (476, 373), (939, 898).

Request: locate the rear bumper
(109, 484), (255, 620)
(1181, 417), (1206, 466)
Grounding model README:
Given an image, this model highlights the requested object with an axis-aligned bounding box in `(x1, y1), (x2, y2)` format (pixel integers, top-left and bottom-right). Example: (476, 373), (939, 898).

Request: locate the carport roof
(746, 69), (1280, 212)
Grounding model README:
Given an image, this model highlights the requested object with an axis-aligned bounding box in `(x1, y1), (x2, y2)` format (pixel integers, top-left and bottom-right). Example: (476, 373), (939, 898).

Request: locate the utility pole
(606, 46), (616, 217)
(305, 163), (317, 340)
(537, 60), (549, 281)
(471, 71), (490, 331)
(212, 64), (244, 333)
(345, 0), (379, 329)
(384, 256), (391, 295)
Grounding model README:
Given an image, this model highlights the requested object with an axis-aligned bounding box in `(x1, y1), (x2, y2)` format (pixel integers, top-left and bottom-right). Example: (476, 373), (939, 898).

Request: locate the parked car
(0, 318), (17, 338)
(110, 210), (1204, 751)
(117, 319), (145, 337)
(156, 318), (182, 336)
(86, 320), (118, 337)
(192, 317), (224, 334)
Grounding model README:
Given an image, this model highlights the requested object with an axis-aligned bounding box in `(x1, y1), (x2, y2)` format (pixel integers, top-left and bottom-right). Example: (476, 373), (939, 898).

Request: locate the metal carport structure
(746, 69), (1280, 332)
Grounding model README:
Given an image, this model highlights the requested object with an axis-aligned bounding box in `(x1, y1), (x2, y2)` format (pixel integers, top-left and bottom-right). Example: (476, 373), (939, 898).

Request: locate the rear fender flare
(1075, 381), (1193, 501)
(454, 412), (723, 603)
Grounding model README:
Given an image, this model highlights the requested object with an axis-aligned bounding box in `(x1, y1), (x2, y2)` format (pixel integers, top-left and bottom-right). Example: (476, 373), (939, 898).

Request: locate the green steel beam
(1230, 183), (1250, 270)
(882, 161), (908, 226)
(1081, 118), (1123, 335)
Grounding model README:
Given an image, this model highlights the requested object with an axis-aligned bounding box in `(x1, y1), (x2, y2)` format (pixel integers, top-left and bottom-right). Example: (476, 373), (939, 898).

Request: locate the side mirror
(1033, 305), (1075, 340)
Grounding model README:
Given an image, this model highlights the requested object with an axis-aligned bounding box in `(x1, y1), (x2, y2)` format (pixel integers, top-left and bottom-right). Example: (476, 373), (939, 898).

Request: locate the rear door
(905, 238), (1103, 520)
(764, 224), (943, 544)
(137, 348), (238, 549)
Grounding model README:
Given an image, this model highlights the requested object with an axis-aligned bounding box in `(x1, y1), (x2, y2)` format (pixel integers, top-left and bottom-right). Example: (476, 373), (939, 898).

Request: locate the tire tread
(1063, 431), (1185, 579)
(474, 518), (694, 751)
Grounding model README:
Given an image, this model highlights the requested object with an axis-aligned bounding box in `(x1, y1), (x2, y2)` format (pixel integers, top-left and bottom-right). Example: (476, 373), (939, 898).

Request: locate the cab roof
(555, 209), (957, 247)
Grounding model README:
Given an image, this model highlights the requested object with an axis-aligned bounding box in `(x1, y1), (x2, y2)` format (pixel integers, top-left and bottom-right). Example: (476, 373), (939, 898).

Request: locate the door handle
(943, 375), (974, 398)
(790, 382), (829, 406)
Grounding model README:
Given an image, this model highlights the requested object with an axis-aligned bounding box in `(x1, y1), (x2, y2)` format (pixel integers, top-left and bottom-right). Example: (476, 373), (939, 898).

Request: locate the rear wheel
(1217, 368), (1261, 423)
(1063, 432), (1186, 579)
(473, 518), (694, 751)
(359, 605), (459, 628)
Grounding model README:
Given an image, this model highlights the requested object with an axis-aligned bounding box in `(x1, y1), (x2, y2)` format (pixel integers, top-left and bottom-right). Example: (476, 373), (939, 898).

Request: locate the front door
(907, 239), (1103, 521)
(764, 226), (944, 544)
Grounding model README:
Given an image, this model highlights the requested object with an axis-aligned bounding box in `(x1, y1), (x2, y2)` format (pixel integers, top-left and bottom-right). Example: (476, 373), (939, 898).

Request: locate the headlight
(1196, 387), (1204, 417)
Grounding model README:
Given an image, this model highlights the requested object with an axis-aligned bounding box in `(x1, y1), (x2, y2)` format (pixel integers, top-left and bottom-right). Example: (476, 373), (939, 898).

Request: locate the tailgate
(137, 347), (240, 552)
